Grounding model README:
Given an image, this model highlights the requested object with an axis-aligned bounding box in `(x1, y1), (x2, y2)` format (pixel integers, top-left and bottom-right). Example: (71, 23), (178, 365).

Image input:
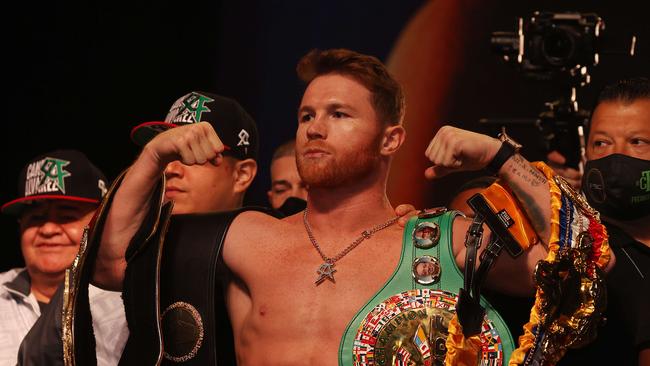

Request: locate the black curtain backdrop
(2, 0), (648, 271)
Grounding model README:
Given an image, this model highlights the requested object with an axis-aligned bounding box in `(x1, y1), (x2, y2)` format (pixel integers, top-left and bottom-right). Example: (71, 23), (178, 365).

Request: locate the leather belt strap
(120, 206), (277, 366)
(457, 215), (486, 337)
(458, 191), (526, 337)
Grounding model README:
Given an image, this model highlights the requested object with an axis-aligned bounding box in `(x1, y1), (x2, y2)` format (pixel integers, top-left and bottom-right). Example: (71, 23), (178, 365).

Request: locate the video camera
(482, 11), (635, 169)
(491, 11), (604, 81)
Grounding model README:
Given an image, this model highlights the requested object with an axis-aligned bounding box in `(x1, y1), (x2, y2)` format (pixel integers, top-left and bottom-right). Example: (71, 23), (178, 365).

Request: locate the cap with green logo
(1, 149), (108, 215)
(130, 91), (259, 161)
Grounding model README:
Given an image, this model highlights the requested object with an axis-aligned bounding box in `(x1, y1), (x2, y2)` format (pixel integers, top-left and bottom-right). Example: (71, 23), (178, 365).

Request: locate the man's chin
(299, 167), (339, 188)
(168, 198), (196, 215)
(31, 263), (71, 277)
(301, 176), (342, 189)
(171, 206), (191, 215)
(298, 150), (379, 189)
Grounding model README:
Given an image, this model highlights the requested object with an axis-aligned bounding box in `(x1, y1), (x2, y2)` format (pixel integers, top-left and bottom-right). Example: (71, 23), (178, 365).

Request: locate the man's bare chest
(236, 227), (404, 319)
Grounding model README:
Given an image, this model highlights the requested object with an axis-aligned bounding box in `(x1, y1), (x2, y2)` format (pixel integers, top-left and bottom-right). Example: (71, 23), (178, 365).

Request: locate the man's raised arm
(424, 126), (552, 243)
(93, 122), (224, 290)
(425, 126), (614, 297)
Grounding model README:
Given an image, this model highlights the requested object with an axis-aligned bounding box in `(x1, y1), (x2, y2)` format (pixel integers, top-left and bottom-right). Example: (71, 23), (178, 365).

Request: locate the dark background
(2, 0), (648, 271)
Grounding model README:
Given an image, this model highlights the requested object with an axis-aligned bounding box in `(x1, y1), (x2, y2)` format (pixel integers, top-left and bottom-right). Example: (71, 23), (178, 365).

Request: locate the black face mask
(582, 154), (650, 221)
(276, 196), (307, 217)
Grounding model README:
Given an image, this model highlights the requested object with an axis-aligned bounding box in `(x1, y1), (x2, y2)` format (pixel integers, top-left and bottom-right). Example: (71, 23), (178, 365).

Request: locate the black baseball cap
(130, 91), (259, 161)
(2, 149), (108, 216)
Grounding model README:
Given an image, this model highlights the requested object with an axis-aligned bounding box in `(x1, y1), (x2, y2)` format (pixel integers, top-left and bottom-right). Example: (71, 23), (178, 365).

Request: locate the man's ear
(380, 124), (406, 156)
(233, 159), (258, 194)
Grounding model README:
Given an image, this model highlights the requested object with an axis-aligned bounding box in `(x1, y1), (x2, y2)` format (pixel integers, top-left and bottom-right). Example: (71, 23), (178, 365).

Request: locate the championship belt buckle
(353, 290), (505, 365)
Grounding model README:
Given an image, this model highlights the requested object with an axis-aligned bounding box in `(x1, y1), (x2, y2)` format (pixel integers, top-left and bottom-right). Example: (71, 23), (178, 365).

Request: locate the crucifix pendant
(315, 262), (337, 285)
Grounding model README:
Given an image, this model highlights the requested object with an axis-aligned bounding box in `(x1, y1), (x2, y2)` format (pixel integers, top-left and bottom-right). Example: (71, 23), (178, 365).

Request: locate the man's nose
(37, 220), (63, 237)
(306, 115), (328, 140)
(615, 144), (633, 156)
(165, 161), (185, 178)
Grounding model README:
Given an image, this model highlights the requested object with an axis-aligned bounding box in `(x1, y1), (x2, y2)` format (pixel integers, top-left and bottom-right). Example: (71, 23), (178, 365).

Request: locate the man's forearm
(497, 154), (551, 244)
(94, 147), (165, 289)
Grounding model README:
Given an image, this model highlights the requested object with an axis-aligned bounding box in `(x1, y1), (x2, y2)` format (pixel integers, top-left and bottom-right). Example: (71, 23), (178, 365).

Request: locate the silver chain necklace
(303, 208), (398, 285)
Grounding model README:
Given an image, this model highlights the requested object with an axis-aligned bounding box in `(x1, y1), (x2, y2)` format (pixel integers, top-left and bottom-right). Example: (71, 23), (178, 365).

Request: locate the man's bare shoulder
(228, 211), (274, 239)
(232, 209), (303, 229)
(226, 209), (303, 245)
(222, 209), (304, 271)
(234, 209), (281, 225)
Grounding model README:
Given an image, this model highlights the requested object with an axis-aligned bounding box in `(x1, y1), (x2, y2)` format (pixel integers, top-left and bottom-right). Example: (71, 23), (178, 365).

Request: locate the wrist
(485, 128), (522, 175)
(139, 144), (169, 176)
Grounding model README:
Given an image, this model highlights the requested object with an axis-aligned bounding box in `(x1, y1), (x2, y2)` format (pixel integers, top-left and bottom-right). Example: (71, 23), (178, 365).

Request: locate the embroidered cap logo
(238, 129), (250, 155)
(24, 157), (72, 196)
(166, 93), (215, 124)
(238, 129), (250, 146)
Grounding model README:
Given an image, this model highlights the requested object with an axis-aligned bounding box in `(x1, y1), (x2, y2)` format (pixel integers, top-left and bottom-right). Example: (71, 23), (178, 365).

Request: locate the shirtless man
(93, 49), (586, 365)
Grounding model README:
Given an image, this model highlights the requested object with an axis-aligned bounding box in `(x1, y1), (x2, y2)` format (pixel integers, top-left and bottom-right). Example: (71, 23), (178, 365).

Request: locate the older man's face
(20, 200), (96, 277)
(587, 99), (650, 161)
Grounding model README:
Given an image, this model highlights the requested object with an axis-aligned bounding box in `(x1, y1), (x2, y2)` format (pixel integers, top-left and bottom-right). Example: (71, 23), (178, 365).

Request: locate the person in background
(17, 92), (261, 366)
(131, 91), (260, 215)
(553, 77), (650, 366)
(267, 139), (308, 216)
(0, 150), (122, 365)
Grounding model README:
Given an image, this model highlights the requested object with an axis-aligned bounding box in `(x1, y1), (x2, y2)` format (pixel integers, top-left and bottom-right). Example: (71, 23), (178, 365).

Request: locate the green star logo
(40, 158), (71, 194)
(182, 93), (213, 122)
(167, 92), (215, 124)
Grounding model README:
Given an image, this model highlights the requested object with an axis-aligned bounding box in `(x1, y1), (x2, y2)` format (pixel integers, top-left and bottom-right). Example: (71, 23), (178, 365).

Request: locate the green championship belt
(339, 210), (515, 366)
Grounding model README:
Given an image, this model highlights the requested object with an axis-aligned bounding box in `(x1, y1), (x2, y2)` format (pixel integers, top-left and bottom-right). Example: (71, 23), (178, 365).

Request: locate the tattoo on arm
(502, 155), (548, 235)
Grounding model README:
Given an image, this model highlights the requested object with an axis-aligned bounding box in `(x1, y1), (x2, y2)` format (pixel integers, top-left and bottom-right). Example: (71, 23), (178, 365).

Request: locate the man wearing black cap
(0, 150), (117, 364)
(16, 92), (261, 366)
(131, 91), (259, 214)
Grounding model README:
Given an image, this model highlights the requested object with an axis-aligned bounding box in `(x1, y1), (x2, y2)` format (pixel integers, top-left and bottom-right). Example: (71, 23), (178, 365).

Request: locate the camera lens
(542, 28), (576, 66)
(491, 32), (520, 57)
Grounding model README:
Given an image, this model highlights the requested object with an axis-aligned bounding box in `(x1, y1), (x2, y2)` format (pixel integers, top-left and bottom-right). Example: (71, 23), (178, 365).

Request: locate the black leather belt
(121, 206), (277, 366)
(456, 193), (526, 337)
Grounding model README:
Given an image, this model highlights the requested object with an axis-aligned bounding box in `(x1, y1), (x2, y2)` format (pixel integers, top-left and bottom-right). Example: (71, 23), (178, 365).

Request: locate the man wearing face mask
(267, 139), (308, 216)
(557, 77), (650, 366)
